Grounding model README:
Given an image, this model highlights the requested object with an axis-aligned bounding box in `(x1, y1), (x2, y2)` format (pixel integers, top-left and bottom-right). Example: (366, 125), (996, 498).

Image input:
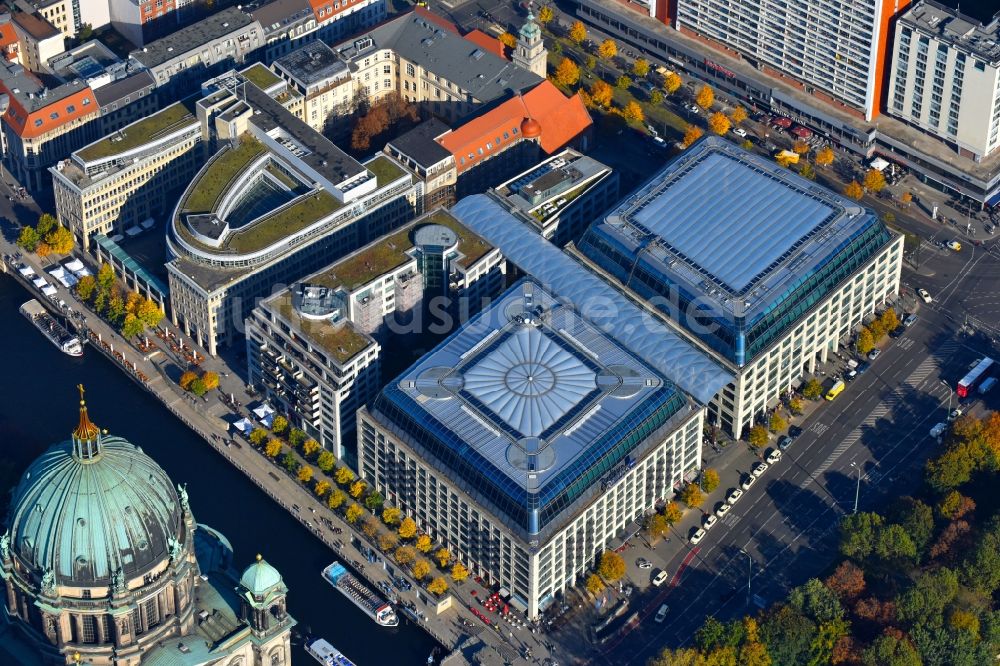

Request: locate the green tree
(36, 213), (57, 236)
(281, 451), (297, 472)
(769, 412), (787, 433)
(760, 605), (816, 665)
(862, 631), (922, 666)
(271, 414), (288, 435)
(398, 517), (417, 540)
(317, 450), (336, 472)
(874, 524), (917, 562)
(75, 275), (96, 301)
(748, 424), (769, 447)
(803, 378), (823, 400)
(96, 262), (115, 293)
(107, 290), (125, 325)
(16, 226), (39, 252)
(961, 517), (1000, 595)
(896, 567), (959, 627)
(856, 327), (875, 355)
(649, 89), (663, 105)
(702, 468), (720, 493)
(121, 313), (144, 338)
(889, 497), (934, 557)
(190, 378), (207, 396)
(839, 512), (884, 560)
(616, 74), (631, 90)
(382, 507), (402, 526)
(345, 503), (364, 524)
(788, 578), (844, 624)
(288, 427), (306, 448)
(365, 491), (384, 513)
(597, 550), (626, 581)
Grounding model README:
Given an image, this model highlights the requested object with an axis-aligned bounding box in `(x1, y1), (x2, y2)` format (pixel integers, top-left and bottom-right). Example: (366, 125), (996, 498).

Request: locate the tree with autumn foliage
(664, 501), (683, 525)
(552, 57), (580, 86)
(317, 450), (335, 472)
(350, 93), (420, 153)
(398, 516), (417, 539)
(412, 559), (431, 580)
(632, 58), (650, 77)
(297, 465), (314, 483)
(792, 139), (811, 154)
(415, 534), (432, 553)
(345, 503), (363, 524)
(598, 38), (617, 60)
(382, 506), (402, 526)
(695, 84), (714, 109)
(450, 562), (468, 583)
(395, 546), (416, 566)
(707, 111), (730, 135)
(498, 32), (516, 49)
(589, 79), (613, 108)
(729, 105), (748, 124)
(327, 489), (346, 510)
(335, 466), (354, 485)
(664, 71), (682, 94)
(621, 100), (643, 123)
(702, 468), (720, 493)
(843, 180), (864, 200)
(537, 5), (554, 24)
(179, 370), (198, 390)
(568, 20), (586, 45)
(427, 577), (448, 596)
(314, 480), (331, 497)
(264, 439), (282, 458)
(863, 168), (887, 193)
(815, 145), (835, 166)
(681, 124), (703, 148)
(597, 550), (626, 581)
(678, 483), (703, 507)
(436, 548), (451, 568)
(585, 573), (604, 595)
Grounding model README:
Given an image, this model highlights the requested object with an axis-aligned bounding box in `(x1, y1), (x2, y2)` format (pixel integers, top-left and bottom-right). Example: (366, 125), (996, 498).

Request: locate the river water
(0, 276), (438, 665)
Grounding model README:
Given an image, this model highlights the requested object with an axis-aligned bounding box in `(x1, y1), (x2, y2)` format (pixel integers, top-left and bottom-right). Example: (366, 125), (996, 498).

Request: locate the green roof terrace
(225, 190), (343, 254)
(272, 291), (374, 364)
(366, 155), (405, 188)
(241, 63), (283, 91)
(183, 138), (267, 213)
(77, 100), (197, 161)
(310, 209), (493, 292)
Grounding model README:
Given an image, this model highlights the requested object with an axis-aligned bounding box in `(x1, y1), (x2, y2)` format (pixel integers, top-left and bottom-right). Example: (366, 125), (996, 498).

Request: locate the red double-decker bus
(957, 357), (995, 398)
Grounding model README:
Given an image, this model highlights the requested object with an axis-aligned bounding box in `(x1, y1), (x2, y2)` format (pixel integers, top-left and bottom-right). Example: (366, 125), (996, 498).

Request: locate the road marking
(808, 422), (829, 435)
(897, 338), (915, 350)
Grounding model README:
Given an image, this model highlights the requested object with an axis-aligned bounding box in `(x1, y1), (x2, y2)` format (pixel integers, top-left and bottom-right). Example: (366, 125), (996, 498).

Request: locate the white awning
(232, 418), (253, 435)
(64, 258), (85, 272)
(49, 266), (66, 278)
(32, 277), (47, 288)
(41, 285), (57, 296)
(869, 157), (890, 172)
(18, 265), (35, 277)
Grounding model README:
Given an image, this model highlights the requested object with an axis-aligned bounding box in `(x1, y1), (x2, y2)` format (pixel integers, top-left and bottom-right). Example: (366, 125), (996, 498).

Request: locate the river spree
(0, 276), (438, 665)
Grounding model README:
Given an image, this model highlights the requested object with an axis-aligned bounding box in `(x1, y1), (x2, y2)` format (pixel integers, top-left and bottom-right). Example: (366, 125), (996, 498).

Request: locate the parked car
(636, 558), (652, 569)
(652, 570), (669, 586)
(655, 604), (670, 623)
(844, 369), (858, 382)
(948, 408), (963, 421)
(778, 435), (794, 451)
(766, 448), (782, 464)
(868, 348), (882, 360)
(788, 425), (802, 437)
(917, 288), (933, 303)
(903, 313), (918, 327)
(690, 528), (707, 544)
(715, 502), (732, 518)
(740, 474), (756, 491)
(930, 422), (947, 438)
(732, 127), (748, 137)
(947, 240), (962, 251)
(752, 462), (768, 477)
(652, 135), (668, 149)
(727, 488), (744, 504)
(856, 361), (870, 374)
(703, 514), (718, 530)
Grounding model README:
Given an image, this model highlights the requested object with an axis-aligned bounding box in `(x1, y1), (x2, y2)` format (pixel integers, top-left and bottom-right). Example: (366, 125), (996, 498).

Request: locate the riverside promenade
(0, 233), (559, 666)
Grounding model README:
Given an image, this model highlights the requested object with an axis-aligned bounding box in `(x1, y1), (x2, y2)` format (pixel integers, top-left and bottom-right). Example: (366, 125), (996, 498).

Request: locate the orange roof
(413, 6), (460, 34)
(464, 29), (507, 60)
(0, 22), (17, 49)
(439, 80), (592, 173)
(2, 86), (98, 139)
(308, 0), (373, 24)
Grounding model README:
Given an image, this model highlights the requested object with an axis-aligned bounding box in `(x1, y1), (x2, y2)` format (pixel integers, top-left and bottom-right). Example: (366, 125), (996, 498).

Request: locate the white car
(727, 488), (744, 504)
(766, 449), (782, 464)
(732, 127), (748, 137)
(655, 604), (670, 623)
(690, 528), (707, 544)
(917, 288), (933, 304)
(752, 462), (768, 477)
(636, 558), (652, 569)
(652, 570), (669, 586)
(948, 408), (963, 421)
(947, 240), (962, 251)
(741, 475), (756, 491)
(703, 515), (718, 531)
(715, 502), (732, 518)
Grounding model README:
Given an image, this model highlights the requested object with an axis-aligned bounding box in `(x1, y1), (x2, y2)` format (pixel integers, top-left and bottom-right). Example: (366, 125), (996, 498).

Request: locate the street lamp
(939, 379), (953, 417)
(739, 549), (752, 605)
(849, 462), (862, 514)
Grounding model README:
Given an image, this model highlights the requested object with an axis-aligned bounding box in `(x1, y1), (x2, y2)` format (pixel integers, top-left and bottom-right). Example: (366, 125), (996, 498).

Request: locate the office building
(888, 1), (1000, 162)
(674, 0), (911, 121)
(358, 276), (719, 619)
(51, 99), (203, 250)
(573, 136), (903, 437)
(490, 149), (617, 246)
(166, 73), (418, 355)
(246, 208), (504, 457)
(0, 393), (294, 665)
(129, 8), (264, 93)
(251, 0), (386, 63)
(272, 40), (353, 131)
(11, 10), (62, 71)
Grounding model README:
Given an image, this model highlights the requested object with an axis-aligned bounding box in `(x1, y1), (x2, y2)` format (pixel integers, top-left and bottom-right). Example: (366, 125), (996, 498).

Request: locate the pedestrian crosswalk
(798, 341), (958, 489)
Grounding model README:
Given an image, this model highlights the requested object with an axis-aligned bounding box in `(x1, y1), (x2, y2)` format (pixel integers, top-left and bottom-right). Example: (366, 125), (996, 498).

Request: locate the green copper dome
(239, 555), (283, 598)
(7, 431), (182, 586)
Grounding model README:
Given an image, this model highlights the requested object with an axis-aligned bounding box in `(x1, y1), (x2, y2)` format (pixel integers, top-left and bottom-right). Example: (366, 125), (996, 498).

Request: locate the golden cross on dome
(77, 383), (85, 404)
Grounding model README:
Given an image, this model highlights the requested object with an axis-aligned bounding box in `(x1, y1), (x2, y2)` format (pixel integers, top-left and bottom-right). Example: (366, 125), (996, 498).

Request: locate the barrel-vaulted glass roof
(372, 279), (691, 539)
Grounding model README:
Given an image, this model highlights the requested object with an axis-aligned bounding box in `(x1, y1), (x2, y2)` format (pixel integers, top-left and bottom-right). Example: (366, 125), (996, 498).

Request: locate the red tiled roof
(1, 86), (98, 139)
(0, 22), (17, 48)
(463, 29), (507, 60)
(439, 80), (592, 173)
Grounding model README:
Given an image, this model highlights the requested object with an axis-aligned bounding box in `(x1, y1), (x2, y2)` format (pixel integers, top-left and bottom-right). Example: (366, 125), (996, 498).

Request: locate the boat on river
(305, 637), (357, 666)
(20, 299), (82, 356)
(322, 561), (398, 627)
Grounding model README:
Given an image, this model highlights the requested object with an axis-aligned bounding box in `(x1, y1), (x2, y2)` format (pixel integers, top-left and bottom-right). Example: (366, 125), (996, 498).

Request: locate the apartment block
(251, 0), (386, 64)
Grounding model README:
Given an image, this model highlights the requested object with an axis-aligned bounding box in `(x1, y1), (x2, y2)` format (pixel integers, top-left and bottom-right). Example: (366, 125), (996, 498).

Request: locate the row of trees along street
(650, 411), (1000, 666)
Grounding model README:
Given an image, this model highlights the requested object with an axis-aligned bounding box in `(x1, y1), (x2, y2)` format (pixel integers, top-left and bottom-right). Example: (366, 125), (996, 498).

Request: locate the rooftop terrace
(77, 100), (197, 161)
(240, 63), (282, 91)
(271, 290), (374, 364)
(225, 191), (342, 254)
(184, 138), (267, 213)
(366, 155), (406, 188)
(310, 209), (491, 292)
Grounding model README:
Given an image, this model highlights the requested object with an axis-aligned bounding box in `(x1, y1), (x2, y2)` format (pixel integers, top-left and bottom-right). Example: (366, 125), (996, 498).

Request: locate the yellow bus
(825, 379), (845, 401)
